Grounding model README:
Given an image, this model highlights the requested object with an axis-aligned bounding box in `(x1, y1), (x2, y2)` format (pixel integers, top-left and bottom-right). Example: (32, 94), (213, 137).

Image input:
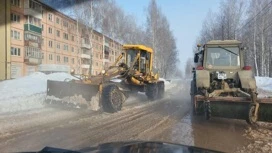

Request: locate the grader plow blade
(194, 95), (272, 122)
(45, 80), (99, 108)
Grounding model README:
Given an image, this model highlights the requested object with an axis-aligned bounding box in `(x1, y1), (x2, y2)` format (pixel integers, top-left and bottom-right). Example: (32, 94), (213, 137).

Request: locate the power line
(238, 0), (272, 31)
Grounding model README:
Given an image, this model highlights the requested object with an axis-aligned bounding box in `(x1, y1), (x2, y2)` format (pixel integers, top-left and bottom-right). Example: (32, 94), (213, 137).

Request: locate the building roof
(206, 40), (241, 45)
(123, 45), (153, 53)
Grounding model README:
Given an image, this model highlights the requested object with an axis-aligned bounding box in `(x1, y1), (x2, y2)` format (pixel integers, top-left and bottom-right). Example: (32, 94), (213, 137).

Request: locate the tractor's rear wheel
(246, 105), (258, 125)
(190, 80), (197, 115)
(157, 81), (165, 99)
(146, 83), (158, 101)
(101, 84), (124, 113)
(205, 102), (211, 120)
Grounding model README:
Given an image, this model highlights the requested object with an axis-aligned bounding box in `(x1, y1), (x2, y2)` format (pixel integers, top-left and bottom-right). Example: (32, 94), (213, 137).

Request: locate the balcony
(81, 64), (90, 69)
(81, 54), (91, 59)
(81, 42), (91, 49)
(24, 24), (42, 34)
(24, 48), (43, 65)
(24, 0), (42, 19)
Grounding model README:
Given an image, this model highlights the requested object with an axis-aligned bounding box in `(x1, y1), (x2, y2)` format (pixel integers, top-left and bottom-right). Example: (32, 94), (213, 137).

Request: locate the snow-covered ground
(256, 77), (272, 92)
(0, 74), (176, 114)
(256, 77), (272, 97)
(0, 72), (76, 114)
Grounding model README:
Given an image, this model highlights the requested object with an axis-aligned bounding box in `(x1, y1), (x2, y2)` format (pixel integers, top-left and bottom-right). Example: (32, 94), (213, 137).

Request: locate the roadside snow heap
(0, 73), (176, 114)
(256, 77), (272, 98)
(0, 72), (76, 114)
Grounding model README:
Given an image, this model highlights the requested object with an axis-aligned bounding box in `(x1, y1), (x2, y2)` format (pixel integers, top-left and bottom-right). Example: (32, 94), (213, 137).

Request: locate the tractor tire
(246, 105), (258, 125)
(146, 83), (158, 101)
(190, 80), (197, 115)
(157, 81), (165, 99)
(101, 84), (124, 113)
(205, 102), (211, 120)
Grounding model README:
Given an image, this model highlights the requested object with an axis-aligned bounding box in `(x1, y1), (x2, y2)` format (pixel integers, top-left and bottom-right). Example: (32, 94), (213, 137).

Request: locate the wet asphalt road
(0, 84), (271, 152)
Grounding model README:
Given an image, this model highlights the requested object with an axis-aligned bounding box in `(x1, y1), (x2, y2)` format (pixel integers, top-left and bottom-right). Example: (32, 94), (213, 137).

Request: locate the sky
(116, 0), (221, 70)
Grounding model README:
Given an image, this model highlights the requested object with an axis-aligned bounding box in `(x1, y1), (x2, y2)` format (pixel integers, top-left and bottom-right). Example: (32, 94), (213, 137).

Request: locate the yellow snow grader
(45, 45), (164, 112)
(191, 40), (272, 124)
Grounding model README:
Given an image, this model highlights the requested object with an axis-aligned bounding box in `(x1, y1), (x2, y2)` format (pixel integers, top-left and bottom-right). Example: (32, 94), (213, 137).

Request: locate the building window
(63, 44), (68, 51)
(42, 53), (44, 59)
(72, 35), (74, 41)
(48, 40), (53, 48)
(41, 38), (44, 46)
(96, 62), (98, 66)
(95, 35), (98, 41)
(96, 53), (98, 58)
(56, 30), (60, 37)
(25, 33), (39, 42)
(56, 42), (60, 49)
(29, 0), (41, 12)
(112, 51), (114, 55)
(71, 47), (74, 52)
(11, 30), (20, 40)
(11, 47), (20, 56)
(57, 55), (60, 62)
(11, 13), (20, 23)
(49, 54), (53, 60)
(64, 57), (69, 63)
(48, 27), (53, 34)
(63, 20), (68, 28)
(27, 16), (41, 27)
(11, 0), (20, 7)
(48, 13), (53, 21)
(56, 17), (60, 24)
(71, 58), (74, 64)
(63, 33), (68, 40)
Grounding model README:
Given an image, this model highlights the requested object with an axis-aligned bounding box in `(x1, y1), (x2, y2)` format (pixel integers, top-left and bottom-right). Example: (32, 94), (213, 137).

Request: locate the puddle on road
(171, 113), (252, 152)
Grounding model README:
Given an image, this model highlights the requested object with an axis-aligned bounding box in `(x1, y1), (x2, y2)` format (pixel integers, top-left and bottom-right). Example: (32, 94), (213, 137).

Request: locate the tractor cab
(194, 40), (245, 70)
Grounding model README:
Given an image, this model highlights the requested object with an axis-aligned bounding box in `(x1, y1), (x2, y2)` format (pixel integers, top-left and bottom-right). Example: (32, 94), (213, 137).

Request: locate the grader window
(206, 47), (240, 67)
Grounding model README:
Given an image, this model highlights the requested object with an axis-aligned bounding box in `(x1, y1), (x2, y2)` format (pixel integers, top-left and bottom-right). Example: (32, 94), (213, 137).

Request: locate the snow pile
(0, 72), (76, 113)
(159, 78), (176, 90)
(255, 77), (272, 97)
(256, 77), (272, 92)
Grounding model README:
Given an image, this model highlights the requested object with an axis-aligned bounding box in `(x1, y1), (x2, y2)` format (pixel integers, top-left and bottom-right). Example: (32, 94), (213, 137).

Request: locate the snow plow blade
(45, 80), (99, 108)
(194, 96), (272, 122)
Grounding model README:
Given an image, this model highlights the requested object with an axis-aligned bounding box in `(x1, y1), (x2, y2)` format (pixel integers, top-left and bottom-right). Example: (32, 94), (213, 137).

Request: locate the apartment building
(0, 0), (123, 80)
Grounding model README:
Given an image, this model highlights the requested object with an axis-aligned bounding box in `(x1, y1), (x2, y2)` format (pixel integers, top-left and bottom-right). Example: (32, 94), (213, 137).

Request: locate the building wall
(0, 0), (11, 80)
(10, 0), (25, 78)
(4, 0), (124, 79)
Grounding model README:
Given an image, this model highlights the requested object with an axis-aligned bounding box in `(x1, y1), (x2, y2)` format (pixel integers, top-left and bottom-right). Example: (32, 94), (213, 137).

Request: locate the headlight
(70, 68), (75, 75)
(216, 71), (227, 80)
(101, 70), (106, 74)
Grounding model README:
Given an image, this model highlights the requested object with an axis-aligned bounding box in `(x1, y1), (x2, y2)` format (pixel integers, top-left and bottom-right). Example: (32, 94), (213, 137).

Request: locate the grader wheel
(157, 81), (165, 99)
(146, 83), (158, 101)
(101, 84), (124, 113)
(205, 102), (211, 120)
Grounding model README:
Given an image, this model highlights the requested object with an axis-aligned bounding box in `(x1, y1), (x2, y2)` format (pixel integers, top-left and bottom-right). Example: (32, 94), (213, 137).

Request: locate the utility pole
(88, 0), (94, 76)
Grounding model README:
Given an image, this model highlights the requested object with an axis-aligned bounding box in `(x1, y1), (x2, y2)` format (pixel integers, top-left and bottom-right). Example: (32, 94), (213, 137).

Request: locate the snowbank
(159, 78), (176, 90)
(256, 77), (272, 92)
(0, 72), (76, 113)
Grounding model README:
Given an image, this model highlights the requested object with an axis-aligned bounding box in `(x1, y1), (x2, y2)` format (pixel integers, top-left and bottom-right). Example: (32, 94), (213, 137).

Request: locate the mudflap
(195, 96), (272, 123)
(45, 80), (99, 109)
